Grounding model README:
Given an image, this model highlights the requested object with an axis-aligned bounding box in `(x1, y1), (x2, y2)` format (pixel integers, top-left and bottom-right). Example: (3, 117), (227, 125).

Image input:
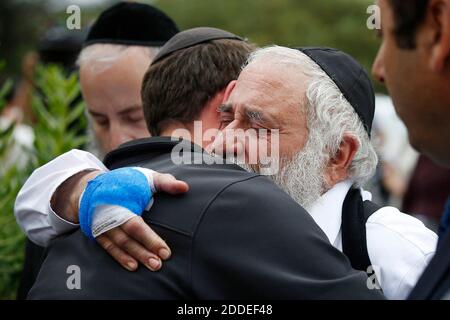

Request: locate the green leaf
(0, 63), (87, 298)
(66, 101), (86, 127)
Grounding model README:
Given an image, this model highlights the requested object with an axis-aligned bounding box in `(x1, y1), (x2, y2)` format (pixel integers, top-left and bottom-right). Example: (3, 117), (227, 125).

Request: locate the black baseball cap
(297, 47), (375, 136)
(84, 2), (179, 47)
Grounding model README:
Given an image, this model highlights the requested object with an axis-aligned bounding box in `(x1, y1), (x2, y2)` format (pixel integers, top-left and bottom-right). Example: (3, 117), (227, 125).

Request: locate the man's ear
(222, 80), (237, 103)
(429, 0), (450, 72)
(325, 135), (359, 186)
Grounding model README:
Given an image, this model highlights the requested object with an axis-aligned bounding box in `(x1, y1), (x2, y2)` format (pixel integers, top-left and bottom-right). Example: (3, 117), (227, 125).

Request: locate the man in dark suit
(27, 28), (384, 299)
(372, 0), (450, 299)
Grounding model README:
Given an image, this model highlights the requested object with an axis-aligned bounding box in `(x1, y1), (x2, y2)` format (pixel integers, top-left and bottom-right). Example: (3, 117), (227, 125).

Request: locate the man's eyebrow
(88, 106), (143, 118)
(244, 107), (264, 122)
(88, 110), (106, 118)
(219, 103), (277, 125)
(218, 103), (233, 113)
(242, 105), (279, 125)
(117, 105), (143, 116)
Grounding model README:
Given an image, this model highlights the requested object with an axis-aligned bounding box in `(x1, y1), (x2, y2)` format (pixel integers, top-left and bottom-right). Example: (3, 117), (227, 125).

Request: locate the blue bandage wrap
(79, 167), (152, 240)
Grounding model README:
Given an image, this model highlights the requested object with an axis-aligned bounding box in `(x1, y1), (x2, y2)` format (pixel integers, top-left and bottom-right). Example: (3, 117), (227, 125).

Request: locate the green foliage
(0, 62), (13, 111)
(0, 64), (87, 299)
(31, 65), (88, 165)
(0, 62), (23, 300)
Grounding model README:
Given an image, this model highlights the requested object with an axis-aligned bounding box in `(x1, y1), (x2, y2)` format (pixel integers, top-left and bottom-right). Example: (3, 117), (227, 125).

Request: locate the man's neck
(160, 123), (194, 142)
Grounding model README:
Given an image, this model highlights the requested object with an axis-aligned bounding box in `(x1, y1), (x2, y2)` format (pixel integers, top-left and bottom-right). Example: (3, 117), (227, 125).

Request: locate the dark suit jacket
(409, 230), (450, 299)
(28, 137), (384, 299)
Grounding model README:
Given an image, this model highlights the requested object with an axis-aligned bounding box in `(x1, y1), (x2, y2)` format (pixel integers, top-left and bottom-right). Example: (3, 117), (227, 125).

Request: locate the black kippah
(84, 1), (179, 47)
(297, 47), (375, 136)
(152, 27), (244, 64)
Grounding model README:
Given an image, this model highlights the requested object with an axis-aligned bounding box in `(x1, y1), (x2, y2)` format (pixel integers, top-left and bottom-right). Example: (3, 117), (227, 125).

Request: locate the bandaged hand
(78, 167), (188, 271)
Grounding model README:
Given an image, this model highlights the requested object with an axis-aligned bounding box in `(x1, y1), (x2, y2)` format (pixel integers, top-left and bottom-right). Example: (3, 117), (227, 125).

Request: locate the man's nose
(209, 120), (244, 157)
(372, 50), (386, 84)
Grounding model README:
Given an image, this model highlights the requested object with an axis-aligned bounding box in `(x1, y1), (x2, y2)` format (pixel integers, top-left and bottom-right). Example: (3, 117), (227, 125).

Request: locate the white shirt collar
(308, 179), (353, 246)
(308, 179), (373, 246)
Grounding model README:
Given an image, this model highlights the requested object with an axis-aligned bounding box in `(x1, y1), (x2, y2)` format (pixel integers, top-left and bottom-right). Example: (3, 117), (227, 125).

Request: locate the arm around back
(191, 175), (385, 300)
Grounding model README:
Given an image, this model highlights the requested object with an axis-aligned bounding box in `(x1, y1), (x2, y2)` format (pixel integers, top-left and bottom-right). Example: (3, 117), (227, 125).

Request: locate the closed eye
(93, 116), (109, 128)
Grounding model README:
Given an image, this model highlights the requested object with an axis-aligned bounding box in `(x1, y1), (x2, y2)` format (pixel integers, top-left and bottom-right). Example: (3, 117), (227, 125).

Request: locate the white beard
(239, 135), (327, 211)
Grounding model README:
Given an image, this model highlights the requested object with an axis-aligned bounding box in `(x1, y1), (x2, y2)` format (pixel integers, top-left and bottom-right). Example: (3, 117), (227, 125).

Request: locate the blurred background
(1, 0), (383, 88)
(1, 0), (449, 299)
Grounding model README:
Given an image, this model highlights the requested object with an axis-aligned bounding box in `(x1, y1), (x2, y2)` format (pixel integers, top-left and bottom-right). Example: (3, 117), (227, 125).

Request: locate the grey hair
(76, 43), (159, 72)
(245, 46), (378, 187)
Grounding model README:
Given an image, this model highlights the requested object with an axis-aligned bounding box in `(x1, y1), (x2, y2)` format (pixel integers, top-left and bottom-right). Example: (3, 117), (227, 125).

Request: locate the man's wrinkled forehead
(238, 62), (298, 92)
(78, 45), (153, 75)
(230, 74), (280, 113)
(223, 70), (305, 128)
(234, 60), (308, 107)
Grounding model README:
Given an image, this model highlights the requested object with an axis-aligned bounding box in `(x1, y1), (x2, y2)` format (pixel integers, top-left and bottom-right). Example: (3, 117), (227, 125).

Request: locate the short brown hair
(388, 0), (429, 49)
(141, 39), (255, 136)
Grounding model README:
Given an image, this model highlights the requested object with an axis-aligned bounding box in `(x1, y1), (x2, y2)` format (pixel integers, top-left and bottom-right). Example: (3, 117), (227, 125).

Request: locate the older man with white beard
(16, 42), (436, 299)
(216, 46), (437, 299)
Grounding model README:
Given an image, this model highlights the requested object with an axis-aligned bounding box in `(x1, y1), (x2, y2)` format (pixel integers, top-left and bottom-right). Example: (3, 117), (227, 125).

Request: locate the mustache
(237, 135), (328, 210)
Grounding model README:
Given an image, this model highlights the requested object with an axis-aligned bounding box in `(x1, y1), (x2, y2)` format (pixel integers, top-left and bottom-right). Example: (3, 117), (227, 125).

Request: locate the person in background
(367, 95), (418, 208)
(15, 1), (180, 299)
(372, 0), (450, 299)
(402, 155), (450, 232)
(76, 2), (179, 157)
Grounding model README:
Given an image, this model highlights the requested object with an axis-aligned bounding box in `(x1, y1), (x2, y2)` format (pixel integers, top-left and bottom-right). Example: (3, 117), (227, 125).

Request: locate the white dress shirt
(308, 180), (438, 300)
(14, 149), (107, 246)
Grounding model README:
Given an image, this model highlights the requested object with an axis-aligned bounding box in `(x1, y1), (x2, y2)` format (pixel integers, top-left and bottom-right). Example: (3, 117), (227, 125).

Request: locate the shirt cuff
(47, 168), (102, 236)
(48, 202), (80, 235)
